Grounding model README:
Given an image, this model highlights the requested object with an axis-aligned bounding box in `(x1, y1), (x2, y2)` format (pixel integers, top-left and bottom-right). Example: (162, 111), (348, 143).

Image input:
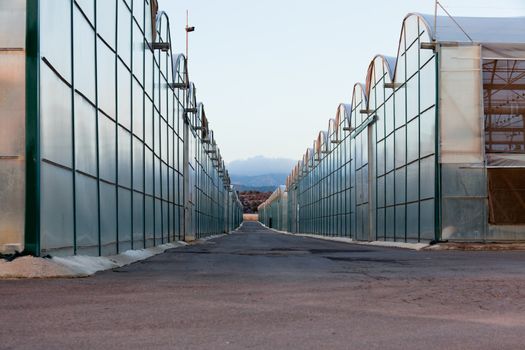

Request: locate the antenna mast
(186, 10), (189, 59)
(185, 10), (196, 60)
(434, 0), (438, 40)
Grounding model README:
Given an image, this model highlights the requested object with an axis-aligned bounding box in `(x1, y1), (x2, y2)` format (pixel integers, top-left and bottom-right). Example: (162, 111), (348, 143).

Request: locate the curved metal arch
(293, 162), (300, 181)
(187, 82), (197, 108)
(335, 103), (353, 133)
(405, 13), (435, 42)
(173, 53), (189, 88)
(328, 118), (339, 144)
(213, 149), (223, 169)
(315, 131), (329, 158)
(196, 102), (209, 140)
(299, 158), (305, 175)
(306, 147), (315, 168)
(155, 10), (171, 39)
(351, 83), (367, 108)
(154, 11), (192, 91)
(304, 147), (315, 170)
(212, 147), (220, 164)
(313, 139), (320, 161)
(287, 174), (294, 189)
(204, 129), (216, 148)
(302, 152), (308, 170)
(391, 13), (434, 81)
(365, 54), (396, 98)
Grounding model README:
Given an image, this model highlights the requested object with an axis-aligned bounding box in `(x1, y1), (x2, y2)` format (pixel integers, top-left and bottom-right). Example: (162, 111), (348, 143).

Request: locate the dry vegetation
(238, 191), (272, 213)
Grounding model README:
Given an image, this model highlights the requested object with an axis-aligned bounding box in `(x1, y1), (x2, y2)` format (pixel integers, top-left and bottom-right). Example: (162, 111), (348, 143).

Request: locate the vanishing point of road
(1, 222), (525, 349)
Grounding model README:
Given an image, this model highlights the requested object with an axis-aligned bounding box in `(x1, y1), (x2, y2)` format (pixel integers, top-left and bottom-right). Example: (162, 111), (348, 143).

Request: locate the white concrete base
(0, 241), (188, 279)
(195, 234), (227, 242)
(263, 224), (429, 251)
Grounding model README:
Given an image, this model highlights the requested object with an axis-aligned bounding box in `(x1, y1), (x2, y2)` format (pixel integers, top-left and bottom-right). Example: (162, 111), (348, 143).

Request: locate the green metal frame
(25, 0), (40, 256)
(434, 47), (442, 242)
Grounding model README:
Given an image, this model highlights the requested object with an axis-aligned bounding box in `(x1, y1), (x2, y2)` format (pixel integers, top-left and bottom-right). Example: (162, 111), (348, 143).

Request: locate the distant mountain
(228, 156), (295, 192)
(231, 173), (287, 186)
(231, 173), (287, 192)
(227, 156), (295, 176)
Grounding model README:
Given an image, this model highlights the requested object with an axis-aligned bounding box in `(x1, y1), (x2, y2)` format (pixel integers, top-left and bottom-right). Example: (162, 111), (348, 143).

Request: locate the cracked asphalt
(1, 221), (525, 349)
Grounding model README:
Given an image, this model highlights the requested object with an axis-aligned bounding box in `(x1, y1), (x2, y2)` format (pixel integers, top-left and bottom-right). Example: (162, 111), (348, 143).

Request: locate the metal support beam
(25, 0), (41, 256)
(384, 82), (402, 89)
(152, 42), (170, 52)
(169, 82), (188, 90)
(483, 83), (525, 90)
(421, 42), (437, 50)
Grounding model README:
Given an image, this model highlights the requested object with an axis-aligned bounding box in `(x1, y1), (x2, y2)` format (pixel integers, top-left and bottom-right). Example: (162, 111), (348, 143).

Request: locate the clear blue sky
(158, 0), (525, 163)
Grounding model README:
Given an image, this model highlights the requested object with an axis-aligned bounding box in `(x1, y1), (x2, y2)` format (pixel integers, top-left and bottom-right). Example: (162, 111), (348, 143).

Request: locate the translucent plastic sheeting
(0, 160), (25, 253)
(0, 52), (25, 157)
(41, 162), (74, 255)
(420, 14), (525, 44)
(439, 45), (483, 164)
(440, 164), (487, 241)
(482, 44), (525, 60)
(486, 154), (525, 167)
(0, 1), (26, 253)
(0, 0), (25, 48)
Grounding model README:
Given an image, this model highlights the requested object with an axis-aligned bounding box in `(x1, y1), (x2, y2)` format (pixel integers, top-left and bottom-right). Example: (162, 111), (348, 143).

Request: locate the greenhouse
(263, 13), (525, 242)
(258, 186), (287, 231)
(0, 0), (243, 256)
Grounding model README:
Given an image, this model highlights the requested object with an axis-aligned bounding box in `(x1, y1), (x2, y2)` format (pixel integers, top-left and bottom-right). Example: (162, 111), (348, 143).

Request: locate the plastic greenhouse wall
(0, 0), (26, 254)
(264, 14), (525, 243)
(258, 186), (288, 232)
(276, 15), (438, 243)
(0, 0), (242, 256)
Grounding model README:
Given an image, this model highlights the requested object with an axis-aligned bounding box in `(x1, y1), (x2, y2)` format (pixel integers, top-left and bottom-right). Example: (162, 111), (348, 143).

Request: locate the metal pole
(434, 0), (438, 40)
(186, 10), (189, 60)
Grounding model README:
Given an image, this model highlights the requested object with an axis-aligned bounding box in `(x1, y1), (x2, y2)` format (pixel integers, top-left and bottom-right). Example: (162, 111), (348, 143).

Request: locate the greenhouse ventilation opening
(0, 0), (243, 256)
(259, 13), (525, 243)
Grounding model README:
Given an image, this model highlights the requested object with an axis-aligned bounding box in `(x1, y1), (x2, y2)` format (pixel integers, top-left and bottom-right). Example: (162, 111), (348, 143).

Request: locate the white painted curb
(260, 223), (429, 251)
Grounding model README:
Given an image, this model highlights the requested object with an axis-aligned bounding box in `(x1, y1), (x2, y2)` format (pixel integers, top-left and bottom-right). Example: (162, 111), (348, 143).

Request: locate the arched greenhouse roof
(315, 131), (329, 157)
(336, 103), (352, 132)
(416, 13), (525, 44)
(187, 82), (197, 108)
(173, 53), (189, 88)
(285, 12), (525, 188)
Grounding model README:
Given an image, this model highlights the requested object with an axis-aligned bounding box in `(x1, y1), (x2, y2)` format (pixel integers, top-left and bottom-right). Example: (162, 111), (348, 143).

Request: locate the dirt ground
(1, 222), (524, 349)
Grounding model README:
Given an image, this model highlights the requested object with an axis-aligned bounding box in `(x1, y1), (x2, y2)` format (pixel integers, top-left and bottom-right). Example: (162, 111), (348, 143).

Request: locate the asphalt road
(1, 222), (525, 349)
